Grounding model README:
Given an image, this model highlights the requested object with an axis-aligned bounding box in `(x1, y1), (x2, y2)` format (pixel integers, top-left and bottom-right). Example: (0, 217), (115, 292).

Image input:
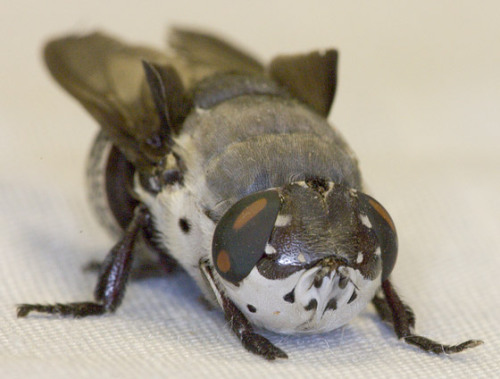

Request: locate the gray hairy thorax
(177, 93), (362, 219)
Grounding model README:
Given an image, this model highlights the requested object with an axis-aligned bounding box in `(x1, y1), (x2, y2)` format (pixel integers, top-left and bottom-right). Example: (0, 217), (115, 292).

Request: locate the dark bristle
(283, 289), (295, 303)
(348, 291), (357, 304)
(179, 218), (191, 233)
(325, 298), (337, 311)
(305, 176), (329, 194)
(304, 298), (318, 311)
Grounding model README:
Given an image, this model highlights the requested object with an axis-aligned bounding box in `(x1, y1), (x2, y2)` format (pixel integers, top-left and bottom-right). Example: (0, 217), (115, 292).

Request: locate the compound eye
(358, 193), (398, 281)
(212, 190), (281, 284)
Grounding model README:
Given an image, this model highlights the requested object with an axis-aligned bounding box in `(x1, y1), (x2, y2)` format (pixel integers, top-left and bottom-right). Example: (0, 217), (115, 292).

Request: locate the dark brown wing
(269, 50), (338, 117)
(169, 28), (338, 118)
(44, 32), (171, 173)
(168, 27), (264, 85)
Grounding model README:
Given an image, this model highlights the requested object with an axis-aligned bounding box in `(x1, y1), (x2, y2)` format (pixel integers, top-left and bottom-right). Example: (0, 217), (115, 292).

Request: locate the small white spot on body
(297, 253), (306, 263)
(265, 243), (276, 255)
(275, 214), (292, 227)
(324, 181), (334, 196)
(374, 247), (381, 256)
(360, 214), (372, 228)
(195, 107), (209, 114)
(356, 253), (364, 264)
(165, 153), (177, 169)
(294, 181), (308, 188)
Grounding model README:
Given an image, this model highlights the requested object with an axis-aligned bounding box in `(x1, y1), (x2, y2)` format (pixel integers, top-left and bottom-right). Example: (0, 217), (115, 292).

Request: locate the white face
(220, 262), (380, 334)
(210, 181), (397, 334)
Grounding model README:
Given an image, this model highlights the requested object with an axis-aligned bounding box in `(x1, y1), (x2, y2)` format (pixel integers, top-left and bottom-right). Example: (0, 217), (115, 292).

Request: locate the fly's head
(212, 178), (398, 333)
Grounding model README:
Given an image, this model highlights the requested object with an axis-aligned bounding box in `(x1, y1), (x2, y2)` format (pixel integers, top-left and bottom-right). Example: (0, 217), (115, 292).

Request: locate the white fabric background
(1, 1), (499, 378)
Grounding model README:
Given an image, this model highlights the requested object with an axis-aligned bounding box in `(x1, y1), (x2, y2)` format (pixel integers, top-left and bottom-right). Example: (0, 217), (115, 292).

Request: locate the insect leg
(84, 253), (177, 281)
(92, 205), (148, 308)
(372, 290), (415, 329)
(199, 260), (288, 360)
(221, 294), (288, 360)
(17, 205), (148, 318)
(378, 279), (483, 354)
(83, 233), (178, 281)
(125, 254), (178, 280)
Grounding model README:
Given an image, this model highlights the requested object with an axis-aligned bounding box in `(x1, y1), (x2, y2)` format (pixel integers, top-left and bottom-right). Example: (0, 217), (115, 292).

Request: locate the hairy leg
(199, 260), (288, 360)
(373, 279), (483, 354)
(84, 248), (178, 281)
(17, 205), (149, 318)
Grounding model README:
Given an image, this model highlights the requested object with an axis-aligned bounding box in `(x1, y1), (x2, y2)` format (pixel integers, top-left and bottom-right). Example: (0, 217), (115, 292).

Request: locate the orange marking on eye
(216, 250), (231, 273)
(369, 198), (396, 233)
(232, 198), (268, 230)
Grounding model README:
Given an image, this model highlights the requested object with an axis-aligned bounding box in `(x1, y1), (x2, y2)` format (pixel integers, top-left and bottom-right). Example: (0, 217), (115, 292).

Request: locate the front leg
(84, 241), (178, 281)
(200, 260), (288, 360)
(373, 279), (483, 354)
(221, 294), (288, 360)
(17, 204), (149, 318)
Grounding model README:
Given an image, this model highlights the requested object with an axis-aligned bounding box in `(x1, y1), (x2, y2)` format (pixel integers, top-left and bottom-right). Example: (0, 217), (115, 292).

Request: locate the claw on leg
(404, 335), (483, 354)
(200, 259), (288, 360)
(240, 331), (288, 360)
(222, 296), (288, 360)
(376, 279), (483, 354)
(17, 205), (148, 319)
(17, 302), (106, 318)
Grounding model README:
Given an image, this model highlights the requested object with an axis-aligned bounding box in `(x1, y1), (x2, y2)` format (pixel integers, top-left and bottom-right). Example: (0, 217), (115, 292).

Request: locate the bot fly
(18, 29), (483, 359)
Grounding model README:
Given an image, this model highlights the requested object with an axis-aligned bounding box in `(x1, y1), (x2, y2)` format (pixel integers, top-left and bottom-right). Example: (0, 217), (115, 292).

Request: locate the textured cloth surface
(1, 2), (499, 378)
